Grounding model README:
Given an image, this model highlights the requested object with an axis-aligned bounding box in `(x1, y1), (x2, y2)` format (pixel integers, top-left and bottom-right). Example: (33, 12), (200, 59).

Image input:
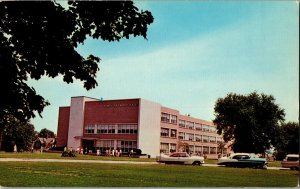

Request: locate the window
(161, 113), (170, 123)
(179, 119), (185, 128)
(186, 133), (194, 141)
(160, 143), (169, 153)
(170, 129), (177, 138)
(180, 152), (188, 157)
(171, 115), (177, 124)
(108, 125), (115, 133)
(210, 147), (217, 154)
(209, 126), (216, 133)
(233, 155), (249, 160)
(170, 153), (180, 157)
(117, 140), (137, 153)
(202, 125), (209, 132)
(209, 136), (216, 143)
(170, 143), (176, 152)
(96, 125), (101, 133)
(126, 125), (130, 133)
(217, 137), (222, 143)
(202, 135), (209, 142)
(179, 132), (184, 140)
(161, 128), (169, 137)
(186, 121), (194, 129)
(195, 134), (202, 142)
(195, 123), (202, 131)
(203, 146), (209, 154)
(195, 146), (202, 154)
(85, 125), (94, 134)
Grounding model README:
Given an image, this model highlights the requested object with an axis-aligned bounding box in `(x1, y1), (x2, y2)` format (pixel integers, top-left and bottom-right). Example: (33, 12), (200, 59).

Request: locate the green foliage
(0, 1), (153, 125)
(275, 122), (299, 160)
(213, 92), (285, 153)
(178, 141), (190, 153)
(0, 162), (297, 187)
(1, 115), (35, 151)
(38, 128), (55, 138)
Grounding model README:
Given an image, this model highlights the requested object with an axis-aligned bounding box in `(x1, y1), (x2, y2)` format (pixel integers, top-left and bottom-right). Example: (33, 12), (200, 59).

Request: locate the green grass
(0, 161), (298, 187)
(0, 151), (155, 162)
(0, 152), (283, 166)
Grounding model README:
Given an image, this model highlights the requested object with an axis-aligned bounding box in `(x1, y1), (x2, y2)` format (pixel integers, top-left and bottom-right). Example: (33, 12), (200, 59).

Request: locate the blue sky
(28, 1), (299, 134)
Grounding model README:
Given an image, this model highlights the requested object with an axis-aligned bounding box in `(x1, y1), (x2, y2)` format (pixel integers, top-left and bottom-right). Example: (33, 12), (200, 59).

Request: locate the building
(56, 96), (228, 158)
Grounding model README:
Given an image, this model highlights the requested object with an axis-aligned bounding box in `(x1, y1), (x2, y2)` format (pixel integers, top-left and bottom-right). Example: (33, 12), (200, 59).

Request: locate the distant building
(32, 137), (56, 151)
(56, 96), (229, 158)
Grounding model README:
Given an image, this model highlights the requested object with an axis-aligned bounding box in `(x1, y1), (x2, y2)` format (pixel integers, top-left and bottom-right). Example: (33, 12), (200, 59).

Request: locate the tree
(178, 141), (190, 153)
(38, 128), (55, 138)
(213, 92), (285, 154)
(0, 1), (153, 127)
(217, 141), (226, 155)
(1, 115), (35, 152)
(275, 122), (299, 160)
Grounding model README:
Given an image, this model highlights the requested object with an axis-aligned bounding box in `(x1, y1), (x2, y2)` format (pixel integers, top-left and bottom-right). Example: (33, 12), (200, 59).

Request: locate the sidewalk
(0, 157), (157, 164)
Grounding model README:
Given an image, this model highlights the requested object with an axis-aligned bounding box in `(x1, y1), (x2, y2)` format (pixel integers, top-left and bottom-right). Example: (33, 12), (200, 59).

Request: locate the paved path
(0, 158), (157, 164)
(0, 158), (290, 170)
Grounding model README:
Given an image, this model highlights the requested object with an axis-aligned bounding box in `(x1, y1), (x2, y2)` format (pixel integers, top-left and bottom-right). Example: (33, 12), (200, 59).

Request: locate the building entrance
(82, 139), (95, 153)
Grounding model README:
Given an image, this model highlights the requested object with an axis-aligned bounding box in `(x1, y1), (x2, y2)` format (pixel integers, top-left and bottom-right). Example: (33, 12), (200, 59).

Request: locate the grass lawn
(0, 161), (298, 187)
(0, 152), (283, 167)
(0, 151), (155, 162)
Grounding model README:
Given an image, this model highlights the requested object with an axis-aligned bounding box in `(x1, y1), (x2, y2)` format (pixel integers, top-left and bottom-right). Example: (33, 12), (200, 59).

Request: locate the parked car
(218, 153), (268, 169)
(281, 154), (299, 170)
(156, 152), (204, 165)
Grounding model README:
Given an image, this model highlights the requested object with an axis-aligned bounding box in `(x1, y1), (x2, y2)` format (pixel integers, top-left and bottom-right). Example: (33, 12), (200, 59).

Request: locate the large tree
(0, 1), (153, 127)
(213, 92), (285, 154)
(275, 122), (299, 160)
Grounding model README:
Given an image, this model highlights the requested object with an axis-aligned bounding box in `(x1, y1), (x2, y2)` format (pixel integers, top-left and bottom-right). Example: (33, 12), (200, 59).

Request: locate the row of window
(178, 132), (222, 143)
(160, 128), (222, 143)
(96, 140), (137, 153)
(179, 120), (216, 132)
(160, 142), (225, 154)
(161, 113), (217, 133)
(85, 124), (138, 134)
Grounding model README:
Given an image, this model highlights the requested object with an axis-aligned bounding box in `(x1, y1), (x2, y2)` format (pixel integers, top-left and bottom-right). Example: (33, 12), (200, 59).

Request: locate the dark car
(218, 153), (268, 169)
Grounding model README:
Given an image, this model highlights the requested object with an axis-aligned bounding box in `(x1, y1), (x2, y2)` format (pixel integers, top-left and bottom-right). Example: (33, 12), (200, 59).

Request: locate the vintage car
(281, 154), (299, 170)
(218, 153), (268, 169)
(156, 152), (205, 165)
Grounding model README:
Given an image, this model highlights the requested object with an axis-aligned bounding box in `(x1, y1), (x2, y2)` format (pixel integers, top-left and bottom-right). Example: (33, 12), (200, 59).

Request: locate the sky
(28, 1), (299, 134)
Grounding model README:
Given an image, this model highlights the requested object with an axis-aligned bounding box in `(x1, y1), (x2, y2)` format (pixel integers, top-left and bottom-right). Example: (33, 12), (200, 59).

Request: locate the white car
(218, 153), (268, 169)
(281, 154), (299, 170)
(156, 152), (204, 165)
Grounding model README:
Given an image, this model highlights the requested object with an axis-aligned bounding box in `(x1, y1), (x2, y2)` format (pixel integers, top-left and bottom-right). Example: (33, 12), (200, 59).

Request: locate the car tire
(192, 161), (202, 166)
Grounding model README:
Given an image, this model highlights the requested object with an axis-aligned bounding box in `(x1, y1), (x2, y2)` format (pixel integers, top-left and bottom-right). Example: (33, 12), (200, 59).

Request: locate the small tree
(275, 122), (299, 160)
(178, 141), (190, 153)
(38, 128), (55, 138)
(217, 141), (226, 156)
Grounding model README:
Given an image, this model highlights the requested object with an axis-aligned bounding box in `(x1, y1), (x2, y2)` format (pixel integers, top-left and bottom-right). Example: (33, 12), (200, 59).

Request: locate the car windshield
(170, 153), (190, 157)
(287, 157), (299, 161)
(232, 155), (250, 160)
